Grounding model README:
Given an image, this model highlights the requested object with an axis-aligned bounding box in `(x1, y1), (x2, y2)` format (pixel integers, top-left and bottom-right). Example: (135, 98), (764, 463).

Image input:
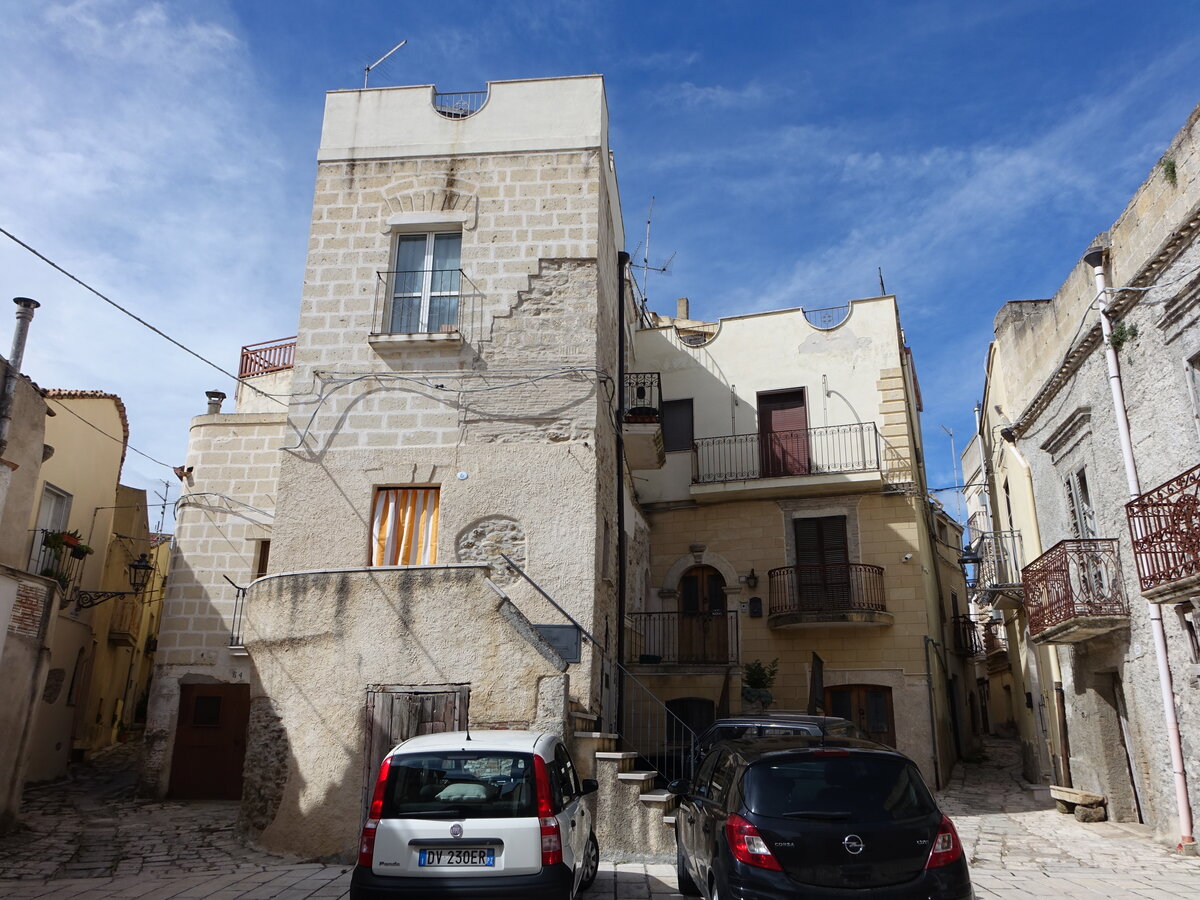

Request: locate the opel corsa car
(670, 736), (973, 900)
(350, 730), (600, 899)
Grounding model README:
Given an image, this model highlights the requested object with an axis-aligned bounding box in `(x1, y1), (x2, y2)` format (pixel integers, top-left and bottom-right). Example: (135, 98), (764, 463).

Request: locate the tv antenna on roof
(628, 196), (676, 310)
(364, 39), (407, 89)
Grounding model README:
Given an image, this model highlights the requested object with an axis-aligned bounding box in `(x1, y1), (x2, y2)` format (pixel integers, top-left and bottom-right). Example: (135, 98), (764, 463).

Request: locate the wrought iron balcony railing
(1126, 462), (1200, 593)
(694, 422), (881, 484)
(950, 614), (983, 656)
(625, 611), (739, 665)
(28, 529), (88, 595)
(433, 91), (487, 118)
(982, 621), (1007, 656)
(623, 373), (662, 423)
(966, 510), (990, 545)
(1023, 539), (1129, 641)
(239, 337), (296, 378)
(373, 269), (482, 339)
(768, 563), (887, 620)
(971, 530), (1025, 592)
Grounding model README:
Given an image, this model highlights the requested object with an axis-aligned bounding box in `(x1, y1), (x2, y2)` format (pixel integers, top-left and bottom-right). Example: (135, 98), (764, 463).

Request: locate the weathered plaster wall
(241, 565), (567, 859)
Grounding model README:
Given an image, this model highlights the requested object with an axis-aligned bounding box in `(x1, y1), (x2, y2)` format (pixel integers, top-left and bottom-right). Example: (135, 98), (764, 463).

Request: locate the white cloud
(656, 80), (768, 110)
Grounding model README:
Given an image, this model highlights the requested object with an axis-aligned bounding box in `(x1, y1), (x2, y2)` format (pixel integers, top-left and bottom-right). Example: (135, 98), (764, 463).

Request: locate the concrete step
(638, 787), (676, 805)
(616, 770), (657, 784)
(574, 731), (619, 741)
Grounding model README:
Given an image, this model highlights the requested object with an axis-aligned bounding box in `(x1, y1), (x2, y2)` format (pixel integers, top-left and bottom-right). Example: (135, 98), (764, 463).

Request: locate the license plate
(418, 847), (495, 867)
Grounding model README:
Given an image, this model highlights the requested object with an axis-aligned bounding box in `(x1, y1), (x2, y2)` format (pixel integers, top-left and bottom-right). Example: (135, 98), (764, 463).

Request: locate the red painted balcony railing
(1126, 462), (1200, 592)
(768, 563), (886, 617)
(1023, 539), (1128, 638)
(982, 621), (1007, 656)
(239, 337), (296, 378)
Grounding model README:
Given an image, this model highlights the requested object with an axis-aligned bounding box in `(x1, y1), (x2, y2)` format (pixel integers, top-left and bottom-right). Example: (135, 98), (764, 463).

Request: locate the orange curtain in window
(371, 488), (439, 566)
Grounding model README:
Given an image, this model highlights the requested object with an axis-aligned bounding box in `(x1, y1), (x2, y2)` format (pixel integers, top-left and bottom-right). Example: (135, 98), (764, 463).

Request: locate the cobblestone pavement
(1, 738), (1198, 898)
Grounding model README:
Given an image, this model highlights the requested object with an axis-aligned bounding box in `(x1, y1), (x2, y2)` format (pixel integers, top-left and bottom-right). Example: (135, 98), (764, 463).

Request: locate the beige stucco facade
(627, 297), (973, 788)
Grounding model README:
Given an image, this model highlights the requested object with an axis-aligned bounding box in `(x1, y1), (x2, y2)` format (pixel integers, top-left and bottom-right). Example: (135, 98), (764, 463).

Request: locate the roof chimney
(205, 390), (227, 415)
(676, 297), (689, 320)
(0, 297), (41, 458)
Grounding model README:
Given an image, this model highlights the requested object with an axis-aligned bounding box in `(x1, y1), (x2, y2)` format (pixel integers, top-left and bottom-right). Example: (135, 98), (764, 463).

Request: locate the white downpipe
(1088, 253), (1195, 850)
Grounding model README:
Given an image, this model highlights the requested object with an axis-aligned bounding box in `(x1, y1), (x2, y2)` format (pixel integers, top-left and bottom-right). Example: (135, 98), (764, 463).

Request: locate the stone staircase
(569, 711), (677, 859)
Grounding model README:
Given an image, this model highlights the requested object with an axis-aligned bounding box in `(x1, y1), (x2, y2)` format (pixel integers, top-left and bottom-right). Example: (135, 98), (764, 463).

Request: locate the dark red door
(168, 684), (251, 799)
(759, 389), (810, 477)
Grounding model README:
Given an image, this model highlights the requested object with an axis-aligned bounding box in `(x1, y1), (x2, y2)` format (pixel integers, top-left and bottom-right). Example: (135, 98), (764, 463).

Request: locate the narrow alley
(0, 738), (1196, 899)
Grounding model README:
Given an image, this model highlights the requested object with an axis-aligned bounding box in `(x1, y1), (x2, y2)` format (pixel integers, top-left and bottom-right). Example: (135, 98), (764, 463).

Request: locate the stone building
(625, 296), (976, 789)
(968, 102), (1200, 849)
(143, 76), (629, 859)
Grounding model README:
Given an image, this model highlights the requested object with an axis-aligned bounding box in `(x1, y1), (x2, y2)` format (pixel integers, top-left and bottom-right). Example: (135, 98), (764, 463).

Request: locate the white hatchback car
(351, 729), (600, 900)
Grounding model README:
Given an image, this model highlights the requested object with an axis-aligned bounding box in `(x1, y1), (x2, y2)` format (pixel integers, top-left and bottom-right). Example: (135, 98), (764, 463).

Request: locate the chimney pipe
(205, 390), (227, 415)
(676, 297), (689, 320)
(0, 297), (41, 458)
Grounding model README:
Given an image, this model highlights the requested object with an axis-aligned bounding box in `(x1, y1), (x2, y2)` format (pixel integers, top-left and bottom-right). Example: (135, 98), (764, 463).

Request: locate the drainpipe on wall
(1084, 246), (1195, 852)
(614, 251), (630, 735)
(0, 297), (40, 460)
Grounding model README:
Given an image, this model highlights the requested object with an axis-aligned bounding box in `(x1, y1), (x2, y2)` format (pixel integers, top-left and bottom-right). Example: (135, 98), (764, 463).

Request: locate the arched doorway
(678, 565), (729, 663)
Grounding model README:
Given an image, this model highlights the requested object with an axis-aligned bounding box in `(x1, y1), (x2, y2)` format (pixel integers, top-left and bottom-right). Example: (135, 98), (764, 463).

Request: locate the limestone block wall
(142, 412), (283, 794)
(240, 565), (568, 860)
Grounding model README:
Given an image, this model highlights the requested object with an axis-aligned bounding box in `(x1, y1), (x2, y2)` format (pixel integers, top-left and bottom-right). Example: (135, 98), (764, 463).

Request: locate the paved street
(0, 739), (1197, 898)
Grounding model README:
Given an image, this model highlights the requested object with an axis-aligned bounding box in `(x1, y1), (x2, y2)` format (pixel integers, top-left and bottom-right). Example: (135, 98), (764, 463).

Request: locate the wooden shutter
(371, 488), (440, 566)
(794, 516), (850, 607)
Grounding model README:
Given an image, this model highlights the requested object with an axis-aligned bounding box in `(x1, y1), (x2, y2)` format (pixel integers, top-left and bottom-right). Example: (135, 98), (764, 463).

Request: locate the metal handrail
(693, 422), (880, 483)
(433, 91), (487, 118)
(625, 611), (739, 665)
(373, 269), (483, 340)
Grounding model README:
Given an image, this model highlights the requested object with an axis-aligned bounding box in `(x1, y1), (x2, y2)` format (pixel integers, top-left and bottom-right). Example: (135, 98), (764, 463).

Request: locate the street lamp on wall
(69, 553), (155, 610)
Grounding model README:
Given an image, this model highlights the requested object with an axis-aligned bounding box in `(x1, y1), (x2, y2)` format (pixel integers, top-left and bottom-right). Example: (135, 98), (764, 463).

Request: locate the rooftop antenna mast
(629, 196), (675, 310)
(364, 39), (407, 89)
(939, 424), (963, 522)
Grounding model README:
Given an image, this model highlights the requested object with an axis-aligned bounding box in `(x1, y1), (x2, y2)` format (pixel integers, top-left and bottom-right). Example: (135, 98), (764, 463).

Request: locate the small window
(371, 487), (440, 566)
(662, 399), (694, 452)
(1064, 466), (1097, 539)
(387, 232), (462, 334)
(253, 540), (271, 580)
(693, 749), (726, 799)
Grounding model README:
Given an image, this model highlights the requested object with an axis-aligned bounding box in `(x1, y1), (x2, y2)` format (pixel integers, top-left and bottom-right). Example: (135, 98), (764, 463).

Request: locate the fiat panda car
(350, 730), (599, 899)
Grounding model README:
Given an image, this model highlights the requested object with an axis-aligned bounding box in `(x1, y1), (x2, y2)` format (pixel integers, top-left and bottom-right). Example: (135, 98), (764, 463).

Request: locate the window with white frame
(388, 232), (462, 334)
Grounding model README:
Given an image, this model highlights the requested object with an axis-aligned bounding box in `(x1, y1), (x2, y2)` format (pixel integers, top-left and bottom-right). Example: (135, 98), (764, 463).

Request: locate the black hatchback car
(669, 736), (972, 900)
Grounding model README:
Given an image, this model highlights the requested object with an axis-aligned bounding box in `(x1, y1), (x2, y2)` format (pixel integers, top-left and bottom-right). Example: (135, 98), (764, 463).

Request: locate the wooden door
(361, 685), (469, 820)
(758, 389), (809, 477)
(678, 566), (728, 663)
(168, 683), (251, 799)
(825, 684), (896, 747)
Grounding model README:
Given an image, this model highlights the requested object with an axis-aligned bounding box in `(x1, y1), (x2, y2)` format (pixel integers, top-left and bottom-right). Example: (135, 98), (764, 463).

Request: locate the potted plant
(39, 567), (71, 591)
(741, 658), (779, 712)
(69, 542), (94, 560)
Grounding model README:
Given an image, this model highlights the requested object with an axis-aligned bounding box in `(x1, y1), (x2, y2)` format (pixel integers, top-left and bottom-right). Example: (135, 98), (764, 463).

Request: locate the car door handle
(687, 816), (695, 824)
(571, 820), (577, 828)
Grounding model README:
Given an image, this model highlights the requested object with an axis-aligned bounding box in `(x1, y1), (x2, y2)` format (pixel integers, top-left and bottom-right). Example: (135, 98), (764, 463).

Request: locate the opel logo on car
(450, 823), (463, 839)
(842, 834), (865, 855)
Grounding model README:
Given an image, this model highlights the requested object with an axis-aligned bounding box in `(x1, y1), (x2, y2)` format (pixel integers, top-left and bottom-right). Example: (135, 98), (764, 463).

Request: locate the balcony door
(794, 516), (851, 609)
(390, 232), (461, 333)
(758, 389), (810, 477)
(678, 565), (728, 664)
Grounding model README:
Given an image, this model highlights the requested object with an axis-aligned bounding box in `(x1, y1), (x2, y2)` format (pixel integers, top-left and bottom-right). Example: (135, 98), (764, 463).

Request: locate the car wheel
(676, 830), (701, 896)
(578, 831), (599, 891)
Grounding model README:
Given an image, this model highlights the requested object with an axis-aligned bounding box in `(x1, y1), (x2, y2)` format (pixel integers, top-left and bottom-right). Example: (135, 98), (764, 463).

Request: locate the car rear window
(382, 751), (536, 819)
(744, 755), (937, 823)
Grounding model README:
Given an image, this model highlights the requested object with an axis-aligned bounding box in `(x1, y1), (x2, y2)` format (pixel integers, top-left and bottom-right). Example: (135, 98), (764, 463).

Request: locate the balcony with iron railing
(370, 269), (483, 346)
(767, 563), (890, 628)
(623, 373), (664, 470)
(625, 611), (739, 666)
(1024, 539), (1129, 644)
(433, 90), (488, 118)
(1126, 462), (1200, 599)
(949, 614), (983, 657)
(28, 530), (88, 596)
(982, 621), (1007, 656)
(965, 530), (1025, 605)
(239, 337), (296, 378)
(690, 422), (906, 500)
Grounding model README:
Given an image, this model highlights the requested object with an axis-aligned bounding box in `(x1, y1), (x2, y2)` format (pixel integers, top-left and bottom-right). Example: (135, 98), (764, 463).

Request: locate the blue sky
(2, 0), (1199, 524)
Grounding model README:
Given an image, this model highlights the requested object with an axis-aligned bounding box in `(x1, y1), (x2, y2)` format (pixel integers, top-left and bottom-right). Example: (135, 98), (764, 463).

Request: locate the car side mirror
(581, 778), (599, 796)
(667, 778), (692, 796)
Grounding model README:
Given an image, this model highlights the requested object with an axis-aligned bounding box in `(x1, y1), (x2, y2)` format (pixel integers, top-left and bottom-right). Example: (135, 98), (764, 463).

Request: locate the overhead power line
(0, 227), (285, 407)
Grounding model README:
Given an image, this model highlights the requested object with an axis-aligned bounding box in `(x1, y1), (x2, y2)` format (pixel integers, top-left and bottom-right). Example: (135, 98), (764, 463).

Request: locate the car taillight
(358, 755), (392, 867)
(725, 813), (783, 871)
(925, 815), (963, 869)
(533, 754), (563, 866)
